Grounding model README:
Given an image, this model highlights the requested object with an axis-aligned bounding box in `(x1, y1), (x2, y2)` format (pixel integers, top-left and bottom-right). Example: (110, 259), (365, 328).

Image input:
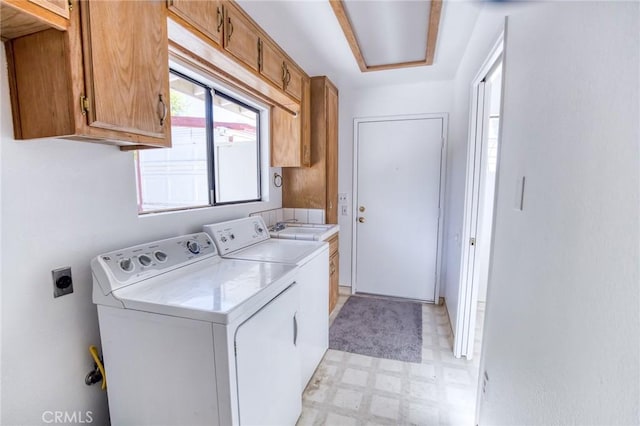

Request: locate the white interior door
(454, 40), (503, 359)
(354, 116), (445, 302)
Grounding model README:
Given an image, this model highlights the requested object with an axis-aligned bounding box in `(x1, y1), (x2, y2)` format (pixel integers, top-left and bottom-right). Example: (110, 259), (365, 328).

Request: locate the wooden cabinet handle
(286, 69), (291, 85)
(227, 17), (234, 43)
(216, 7), (223, 32)
(281, 62), (287, 85)
(158, 94), (167, 126)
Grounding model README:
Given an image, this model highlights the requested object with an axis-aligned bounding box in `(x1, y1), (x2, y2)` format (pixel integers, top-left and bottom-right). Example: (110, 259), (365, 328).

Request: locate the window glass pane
(136, 73), (209, 213)
(213, 93), (260, 203)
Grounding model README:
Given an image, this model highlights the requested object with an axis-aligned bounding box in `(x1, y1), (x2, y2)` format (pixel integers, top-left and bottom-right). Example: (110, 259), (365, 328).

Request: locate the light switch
(341, 205), (348, 216)
(514, 176), (525, 211)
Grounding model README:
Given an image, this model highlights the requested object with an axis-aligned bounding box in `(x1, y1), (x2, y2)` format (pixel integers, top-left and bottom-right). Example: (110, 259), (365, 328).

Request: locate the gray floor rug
(329, 295), (422, 363)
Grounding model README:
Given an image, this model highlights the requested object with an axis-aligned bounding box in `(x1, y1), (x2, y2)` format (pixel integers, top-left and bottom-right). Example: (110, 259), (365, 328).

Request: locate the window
(136, 70), (262, 213)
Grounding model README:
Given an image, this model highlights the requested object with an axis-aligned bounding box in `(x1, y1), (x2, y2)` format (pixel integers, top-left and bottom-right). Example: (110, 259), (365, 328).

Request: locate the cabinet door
(284, 61), (303, 102)
(80, 0), (170, 144)
(259, 38), (285, 90)
(168, 0), (223, 45)
(271, 106), (303, 167)
(223, 2), (259, 72)
(329, 251), (339, 313)
(325, 84), (339, 224)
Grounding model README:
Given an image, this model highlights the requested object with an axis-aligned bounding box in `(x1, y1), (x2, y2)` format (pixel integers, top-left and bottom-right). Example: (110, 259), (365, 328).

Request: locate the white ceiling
(236, 0), (483, 89)
(343, 0), (431, 66)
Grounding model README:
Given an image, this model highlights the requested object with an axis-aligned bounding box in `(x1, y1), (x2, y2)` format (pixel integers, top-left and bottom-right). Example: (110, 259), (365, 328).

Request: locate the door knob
(359, 206), (365, 212)
(358, 217), (365, 223)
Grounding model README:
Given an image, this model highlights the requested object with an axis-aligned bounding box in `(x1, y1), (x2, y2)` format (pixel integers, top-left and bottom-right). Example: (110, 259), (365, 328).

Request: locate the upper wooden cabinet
(6, 0), (171, 147)
(283, 61), (303, 102)
(271, 76), (311, 167)
(29, 0), (68, 17)
(167, 0), (223, 46)
(259, 37), (286, 90)
(223, 2), (259, 72)
(283, 76), (338, 223)
(259, 38), (303, 102)
(1, 0), (69, 40)
(81, 0), (170, 140)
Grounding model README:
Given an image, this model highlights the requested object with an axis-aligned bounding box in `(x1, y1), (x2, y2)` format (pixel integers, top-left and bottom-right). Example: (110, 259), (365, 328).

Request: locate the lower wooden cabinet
(328, 233), (339, 313)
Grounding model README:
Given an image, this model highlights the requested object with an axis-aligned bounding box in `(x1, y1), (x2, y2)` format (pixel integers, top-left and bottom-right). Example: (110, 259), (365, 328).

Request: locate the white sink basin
(269, 223), (339, 241)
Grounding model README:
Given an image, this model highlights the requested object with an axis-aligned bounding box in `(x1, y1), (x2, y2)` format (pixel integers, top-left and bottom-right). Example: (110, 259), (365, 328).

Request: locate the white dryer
(203, 217), (329, 390)
(91, 232), (302, 426)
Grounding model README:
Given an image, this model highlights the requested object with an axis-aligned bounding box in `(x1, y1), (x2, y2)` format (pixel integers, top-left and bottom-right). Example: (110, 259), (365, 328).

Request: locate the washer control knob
(154, 251), (168, 263)
(138, 254), (152, 267)
(186, 240), (201, 254)
(119, 258), (134, 272)
(230, 234), (235, 240)
(221, 236), (228, 243)
(255, 224), (264, 234)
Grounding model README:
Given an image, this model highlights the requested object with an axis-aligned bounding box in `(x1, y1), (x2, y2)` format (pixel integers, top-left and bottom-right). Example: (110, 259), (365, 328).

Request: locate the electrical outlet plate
(52, 267), (73, 298)
(338, 193), (348, 203)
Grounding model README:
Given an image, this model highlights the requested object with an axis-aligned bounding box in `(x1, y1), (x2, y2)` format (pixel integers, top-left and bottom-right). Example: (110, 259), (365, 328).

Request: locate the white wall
(337, 80), (453, 288)
(479, 2), (639, 424)
(0, 45), (282, 424)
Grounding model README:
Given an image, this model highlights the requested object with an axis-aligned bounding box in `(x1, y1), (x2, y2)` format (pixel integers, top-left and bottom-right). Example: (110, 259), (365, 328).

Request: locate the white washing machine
(91, 232), (302, 426)
(203, 217), (329, 390)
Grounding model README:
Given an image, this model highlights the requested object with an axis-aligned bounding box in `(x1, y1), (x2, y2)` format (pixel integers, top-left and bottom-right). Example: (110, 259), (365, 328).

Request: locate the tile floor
(298, 290), (485, 426)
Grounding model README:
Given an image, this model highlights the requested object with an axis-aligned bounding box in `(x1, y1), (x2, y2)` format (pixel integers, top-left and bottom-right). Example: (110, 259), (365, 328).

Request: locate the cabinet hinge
(68, 0), (73, 12)
(80, 95), (89, 115)
(470, 237), (476, 247)
(257, 39), (262, 71)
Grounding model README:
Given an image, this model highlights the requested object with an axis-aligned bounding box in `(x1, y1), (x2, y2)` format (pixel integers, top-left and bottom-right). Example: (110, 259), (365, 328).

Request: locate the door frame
(351, 113), (449, 303)
(453, 34), (504, 359)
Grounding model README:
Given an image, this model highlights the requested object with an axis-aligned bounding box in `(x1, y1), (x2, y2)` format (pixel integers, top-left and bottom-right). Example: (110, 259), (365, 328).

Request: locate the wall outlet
(52, 267), (73, 298)
(338, 193), (348, 203)
(341, 205), (348, 216)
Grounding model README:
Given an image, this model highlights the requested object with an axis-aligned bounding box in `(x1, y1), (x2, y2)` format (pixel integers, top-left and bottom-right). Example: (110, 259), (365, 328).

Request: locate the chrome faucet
(272, 218), (298, 231)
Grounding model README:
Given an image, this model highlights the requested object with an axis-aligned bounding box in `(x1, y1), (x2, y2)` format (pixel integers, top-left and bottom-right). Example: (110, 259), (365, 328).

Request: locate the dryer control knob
(154, 251), (168, 263)
(119, 258), (134, 272)
(138, 254), (152, 267)
(187, 240), (201, 254)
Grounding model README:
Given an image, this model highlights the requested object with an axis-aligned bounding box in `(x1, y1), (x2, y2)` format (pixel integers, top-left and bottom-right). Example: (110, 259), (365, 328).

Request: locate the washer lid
(229, 239), (328, 265)
(111, 257), (297, 324)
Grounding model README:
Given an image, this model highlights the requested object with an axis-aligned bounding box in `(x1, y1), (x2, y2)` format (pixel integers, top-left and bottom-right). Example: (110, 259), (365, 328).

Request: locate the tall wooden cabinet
(282, 76), (338, 223)
(6, 0), (171, 147)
